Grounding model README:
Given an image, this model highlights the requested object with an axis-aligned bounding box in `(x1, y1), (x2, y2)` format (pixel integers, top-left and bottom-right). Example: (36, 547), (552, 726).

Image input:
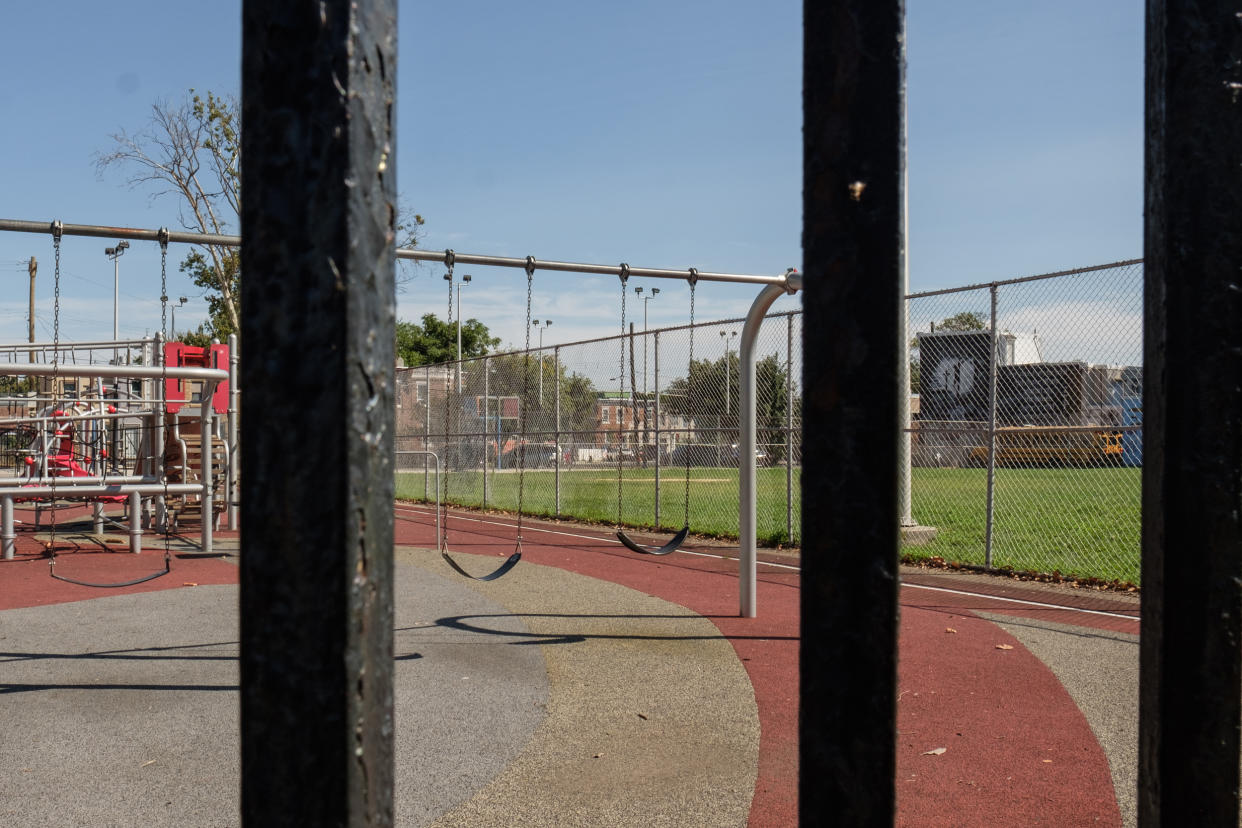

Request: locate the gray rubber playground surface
(0, 547), (759, 827)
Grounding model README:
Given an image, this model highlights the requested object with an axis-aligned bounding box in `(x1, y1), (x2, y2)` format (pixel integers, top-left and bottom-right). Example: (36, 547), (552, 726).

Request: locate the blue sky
(0, 1), (1143, 351)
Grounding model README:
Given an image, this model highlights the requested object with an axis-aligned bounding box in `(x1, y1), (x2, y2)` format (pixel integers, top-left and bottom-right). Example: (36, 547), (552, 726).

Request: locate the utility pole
(27, 257), (36, 363)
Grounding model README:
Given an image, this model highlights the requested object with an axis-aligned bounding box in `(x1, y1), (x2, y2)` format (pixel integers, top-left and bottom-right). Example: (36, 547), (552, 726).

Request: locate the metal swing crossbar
(0, 218), (792, 287)
(0, 217), (803, 616)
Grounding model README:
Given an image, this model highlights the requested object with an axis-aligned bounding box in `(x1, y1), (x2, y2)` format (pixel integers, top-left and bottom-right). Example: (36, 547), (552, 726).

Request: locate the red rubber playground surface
(0, 499), (1139, 826)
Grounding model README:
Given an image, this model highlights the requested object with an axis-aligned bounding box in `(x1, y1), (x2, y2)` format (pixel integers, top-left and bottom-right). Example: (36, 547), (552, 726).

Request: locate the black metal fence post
(239, 1), (397, 824)
(1140, 3), (1242, 824)
(801, 1), (904, 824)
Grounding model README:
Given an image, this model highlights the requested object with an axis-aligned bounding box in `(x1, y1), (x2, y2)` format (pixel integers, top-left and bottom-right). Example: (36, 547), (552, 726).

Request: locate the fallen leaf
(995, 644), (1014, 650)
(945, 627), (957, 634)
(923, 747), (947, 756)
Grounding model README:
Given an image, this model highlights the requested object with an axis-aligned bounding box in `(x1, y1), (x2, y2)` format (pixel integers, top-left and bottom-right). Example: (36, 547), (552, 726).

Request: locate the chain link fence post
(482, 355), (490, 509)
(424, 364), (431, 500)
(983, 284), (999, 569)
(787, 312), (795, 544)
(554, 345), (561, 517)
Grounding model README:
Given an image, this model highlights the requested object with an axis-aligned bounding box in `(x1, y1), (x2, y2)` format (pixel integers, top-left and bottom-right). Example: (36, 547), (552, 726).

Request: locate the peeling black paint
(800, 1), (904, 824)
(240, 0), (397, 825)
(1140, 2), (1242, 824)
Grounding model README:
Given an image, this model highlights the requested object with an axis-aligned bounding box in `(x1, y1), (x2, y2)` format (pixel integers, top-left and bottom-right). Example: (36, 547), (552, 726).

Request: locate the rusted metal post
(1139, 3), (1242, 824)
(801, 0), (904, 823)
(239, 1), (397, 825)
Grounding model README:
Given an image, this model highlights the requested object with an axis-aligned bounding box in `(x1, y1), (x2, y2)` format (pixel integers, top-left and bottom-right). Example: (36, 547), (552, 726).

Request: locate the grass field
(397, 464), (1142, 585)
(906, 467), (1141, 585)
(396, 465), (801, 546)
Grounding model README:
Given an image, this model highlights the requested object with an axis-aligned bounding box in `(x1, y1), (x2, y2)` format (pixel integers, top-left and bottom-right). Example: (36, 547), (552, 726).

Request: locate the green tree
(442, 351), (597, 447)
(937, 311), (987, 331)
(395, 314), (499, 367)
(663, 351), (799, 459)
(0, 376), (35, 395)
(99, 89), (424, 341)
(663, 352), (743, 420)
(557, 372), (600, 435)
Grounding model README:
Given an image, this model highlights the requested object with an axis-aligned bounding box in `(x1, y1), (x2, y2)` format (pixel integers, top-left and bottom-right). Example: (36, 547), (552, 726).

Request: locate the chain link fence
(395, 311), (803, 547)
(395, 259), (1143, 581)
(908, 260), (1143, 584)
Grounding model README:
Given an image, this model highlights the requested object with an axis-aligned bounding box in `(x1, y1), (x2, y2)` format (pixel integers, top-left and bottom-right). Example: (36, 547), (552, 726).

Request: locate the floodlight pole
(171, 296), (187, 339)
(105, 241), (129, 360)
(533, 319), (552, 404)
(720, 329), (738, 418)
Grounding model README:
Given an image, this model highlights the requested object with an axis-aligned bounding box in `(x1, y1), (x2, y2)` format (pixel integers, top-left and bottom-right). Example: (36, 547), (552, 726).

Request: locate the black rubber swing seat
(48, 554), (171, 589)
(440, 549), (522, 582)
(616, 525), (689, 557)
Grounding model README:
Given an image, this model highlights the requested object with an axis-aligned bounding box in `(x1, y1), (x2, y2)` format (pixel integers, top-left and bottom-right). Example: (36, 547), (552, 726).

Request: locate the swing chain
(159, 230), (169, 337)
(48, 223), (63, 559)
(516, 259), (535, 537)
(616, 267), (628, 524)
(437, 249), (457, 553)
(52, 222), (62, 362)
(441, 250), (454, 551)
(444, 250), (455, 324)
(157, 232), (173, 558)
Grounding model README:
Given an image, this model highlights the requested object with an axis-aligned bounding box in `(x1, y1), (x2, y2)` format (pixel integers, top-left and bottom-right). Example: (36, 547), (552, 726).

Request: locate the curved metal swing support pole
(739, 271), (803, 618)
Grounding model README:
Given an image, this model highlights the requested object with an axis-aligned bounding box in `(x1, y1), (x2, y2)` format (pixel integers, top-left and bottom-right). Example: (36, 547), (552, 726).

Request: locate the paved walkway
(0, 501), (1140, 826)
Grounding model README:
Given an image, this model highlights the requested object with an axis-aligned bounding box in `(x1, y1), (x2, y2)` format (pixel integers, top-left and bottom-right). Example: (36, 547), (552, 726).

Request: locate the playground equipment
(0, 226), (235, 587)
(0, 217), (800, 615)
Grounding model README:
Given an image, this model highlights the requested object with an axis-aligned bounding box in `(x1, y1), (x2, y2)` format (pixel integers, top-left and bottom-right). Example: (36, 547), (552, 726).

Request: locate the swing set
(0, 217), (800, 615)
(0, 222), (233, 589)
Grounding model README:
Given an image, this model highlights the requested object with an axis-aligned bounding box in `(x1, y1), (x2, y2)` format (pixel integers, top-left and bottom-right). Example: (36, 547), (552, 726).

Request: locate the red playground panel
(164, 342), (230, 414)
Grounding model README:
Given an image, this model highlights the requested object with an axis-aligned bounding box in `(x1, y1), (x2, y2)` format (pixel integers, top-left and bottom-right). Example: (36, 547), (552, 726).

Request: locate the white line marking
(394, 502), (802, 569)
(901, 582), (1140, 622)
(396, 502), (1140, 620)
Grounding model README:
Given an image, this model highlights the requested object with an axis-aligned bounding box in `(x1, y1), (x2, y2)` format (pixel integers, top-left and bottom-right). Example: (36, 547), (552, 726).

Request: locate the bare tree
(98, 90), (425, 339)
(97, 91), (242, 334)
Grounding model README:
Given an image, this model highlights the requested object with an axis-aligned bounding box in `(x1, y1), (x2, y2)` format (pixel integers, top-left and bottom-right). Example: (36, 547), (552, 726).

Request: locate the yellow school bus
(969, 426), (1123, 467)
